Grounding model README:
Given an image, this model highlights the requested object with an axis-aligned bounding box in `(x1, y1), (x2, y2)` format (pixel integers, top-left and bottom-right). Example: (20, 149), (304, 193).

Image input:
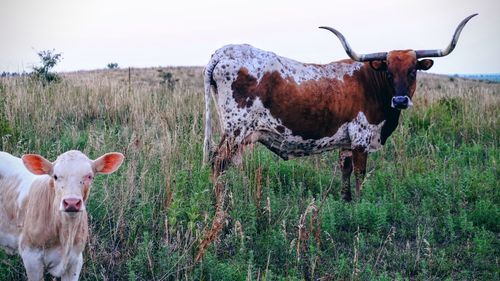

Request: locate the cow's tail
(203, 55), (219, 165)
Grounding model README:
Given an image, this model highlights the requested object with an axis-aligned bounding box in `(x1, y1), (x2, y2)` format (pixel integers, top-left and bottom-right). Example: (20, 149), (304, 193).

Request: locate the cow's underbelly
(258, 122), (351, 159)
(224, 105), (385, 159)
(259, 112), (384, 159)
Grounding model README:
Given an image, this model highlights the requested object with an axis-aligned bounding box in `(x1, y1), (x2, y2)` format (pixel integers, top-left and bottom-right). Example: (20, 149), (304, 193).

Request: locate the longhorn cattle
(0, 150), (124, 280)
(203, 14), (477, 201)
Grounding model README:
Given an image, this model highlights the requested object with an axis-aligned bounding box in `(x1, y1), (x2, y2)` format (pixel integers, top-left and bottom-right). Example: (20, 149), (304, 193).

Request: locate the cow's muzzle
(391, 96), (413, 110)
(62, 198), (83, 212)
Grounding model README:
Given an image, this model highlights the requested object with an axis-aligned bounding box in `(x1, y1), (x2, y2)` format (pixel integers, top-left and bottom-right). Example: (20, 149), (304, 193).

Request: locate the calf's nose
(63, 198), (82, 212)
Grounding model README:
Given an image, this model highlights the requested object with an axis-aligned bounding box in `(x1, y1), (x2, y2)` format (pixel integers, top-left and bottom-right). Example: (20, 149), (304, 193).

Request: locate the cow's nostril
(393, 96), (408, 104)
(393, 96), (409, 104)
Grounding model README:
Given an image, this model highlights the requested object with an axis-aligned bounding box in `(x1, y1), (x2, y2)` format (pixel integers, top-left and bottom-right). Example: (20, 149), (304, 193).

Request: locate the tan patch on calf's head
(82, 184), (90, 202)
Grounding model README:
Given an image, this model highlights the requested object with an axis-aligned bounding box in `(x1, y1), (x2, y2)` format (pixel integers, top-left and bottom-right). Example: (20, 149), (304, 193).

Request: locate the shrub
(107, 62), (119, 69)
(158, 70), (178, 90)
(31, 49), (62, 84)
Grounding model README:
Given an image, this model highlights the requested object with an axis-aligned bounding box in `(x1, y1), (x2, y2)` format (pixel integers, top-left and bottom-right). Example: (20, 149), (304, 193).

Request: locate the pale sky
(1, 0), (499, 74)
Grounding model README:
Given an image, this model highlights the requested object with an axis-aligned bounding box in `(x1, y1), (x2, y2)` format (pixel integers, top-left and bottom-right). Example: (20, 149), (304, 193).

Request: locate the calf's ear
(22, 154), (53, 175)
(93, 153), (124, 174)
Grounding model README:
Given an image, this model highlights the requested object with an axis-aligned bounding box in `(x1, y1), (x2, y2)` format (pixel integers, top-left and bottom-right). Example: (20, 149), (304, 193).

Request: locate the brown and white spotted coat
(203, 44), (433, 200)
(0, 150), (124, 281)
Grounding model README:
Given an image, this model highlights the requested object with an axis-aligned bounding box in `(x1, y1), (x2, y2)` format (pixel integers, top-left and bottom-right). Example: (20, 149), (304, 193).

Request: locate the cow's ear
(417, 59), (433, 71)
(22, 154), (53, 175)
(93, 153), (124, 174)
(369, 60), (387, 71)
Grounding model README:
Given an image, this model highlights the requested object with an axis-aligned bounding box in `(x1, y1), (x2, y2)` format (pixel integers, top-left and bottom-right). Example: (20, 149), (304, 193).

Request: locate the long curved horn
(319, 26), (387, 61)
(415, 13), (478, 58)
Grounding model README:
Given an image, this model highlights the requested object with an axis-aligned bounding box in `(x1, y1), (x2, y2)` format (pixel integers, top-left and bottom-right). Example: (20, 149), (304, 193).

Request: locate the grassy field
(0, 68), (498, 280)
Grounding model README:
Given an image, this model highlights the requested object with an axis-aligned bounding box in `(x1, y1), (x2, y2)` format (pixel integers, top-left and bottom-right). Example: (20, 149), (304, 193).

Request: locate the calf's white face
(21, 151), (124, 215)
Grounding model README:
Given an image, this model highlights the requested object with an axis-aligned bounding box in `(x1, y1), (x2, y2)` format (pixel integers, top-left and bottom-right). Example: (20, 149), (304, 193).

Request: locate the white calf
(0, 150), (124, 280)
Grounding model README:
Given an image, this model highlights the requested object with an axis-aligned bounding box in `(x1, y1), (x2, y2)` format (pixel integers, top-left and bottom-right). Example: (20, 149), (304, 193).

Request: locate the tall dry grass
(0, 69), (498, 280)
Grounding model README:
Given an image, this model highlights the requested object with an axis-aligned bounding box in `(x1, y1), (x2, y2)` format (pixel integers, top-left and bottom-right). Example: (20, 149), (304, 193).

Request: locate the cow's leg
(61, 252), (83, 281)
(20, 247), (44, 281)
(212, 135), (229, 178)
(212, 135), (230, 177)
(212, 134), (243, 178)
(339, 149), (353, 201)
(352, 148), (368, 198)
(198, 134), (239, 262)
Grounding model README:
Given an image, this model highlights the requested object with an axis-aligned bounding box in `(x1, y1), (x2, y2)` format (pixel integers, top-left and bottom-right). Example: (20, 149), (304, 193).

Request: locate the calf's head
(22, 150), (124, 215)
(320, 13), (477, 110)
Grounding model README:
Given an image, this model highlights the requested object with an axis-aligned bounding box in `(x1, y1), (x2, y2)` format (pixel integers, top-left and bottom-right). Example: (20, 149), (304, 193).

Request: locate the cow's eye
(386, 72), (393, 80)
(53, 174), (58, 181)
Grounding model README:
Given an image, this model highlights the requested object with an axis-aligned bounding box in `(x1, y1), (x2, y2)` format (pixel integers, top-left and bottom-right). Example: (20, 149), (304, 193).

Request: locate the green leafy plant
(31, 49), (62, 84)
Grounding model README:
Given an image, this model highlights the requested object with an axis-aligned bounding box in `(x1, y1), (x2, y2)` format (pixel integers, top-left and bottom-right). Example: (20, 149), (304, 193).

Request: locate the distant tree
(107, 62), (119, 69)
(32, 49), (62, 85)
(1, 72), (23, 77)
(157, 69), (178, 90)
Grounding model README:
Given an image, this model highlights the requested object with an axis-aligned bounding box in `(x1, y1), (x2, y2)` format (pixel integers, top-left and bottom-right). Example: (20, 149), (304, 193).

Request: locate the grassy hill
(0, 68), (498, 280)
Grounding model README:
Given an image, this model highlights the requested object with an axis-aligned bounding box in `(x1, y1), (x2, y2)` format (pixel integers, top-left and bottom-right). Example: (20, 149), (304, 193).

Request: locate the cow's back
(210, 44), (363, 86)
(0, 152), (36, 253)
